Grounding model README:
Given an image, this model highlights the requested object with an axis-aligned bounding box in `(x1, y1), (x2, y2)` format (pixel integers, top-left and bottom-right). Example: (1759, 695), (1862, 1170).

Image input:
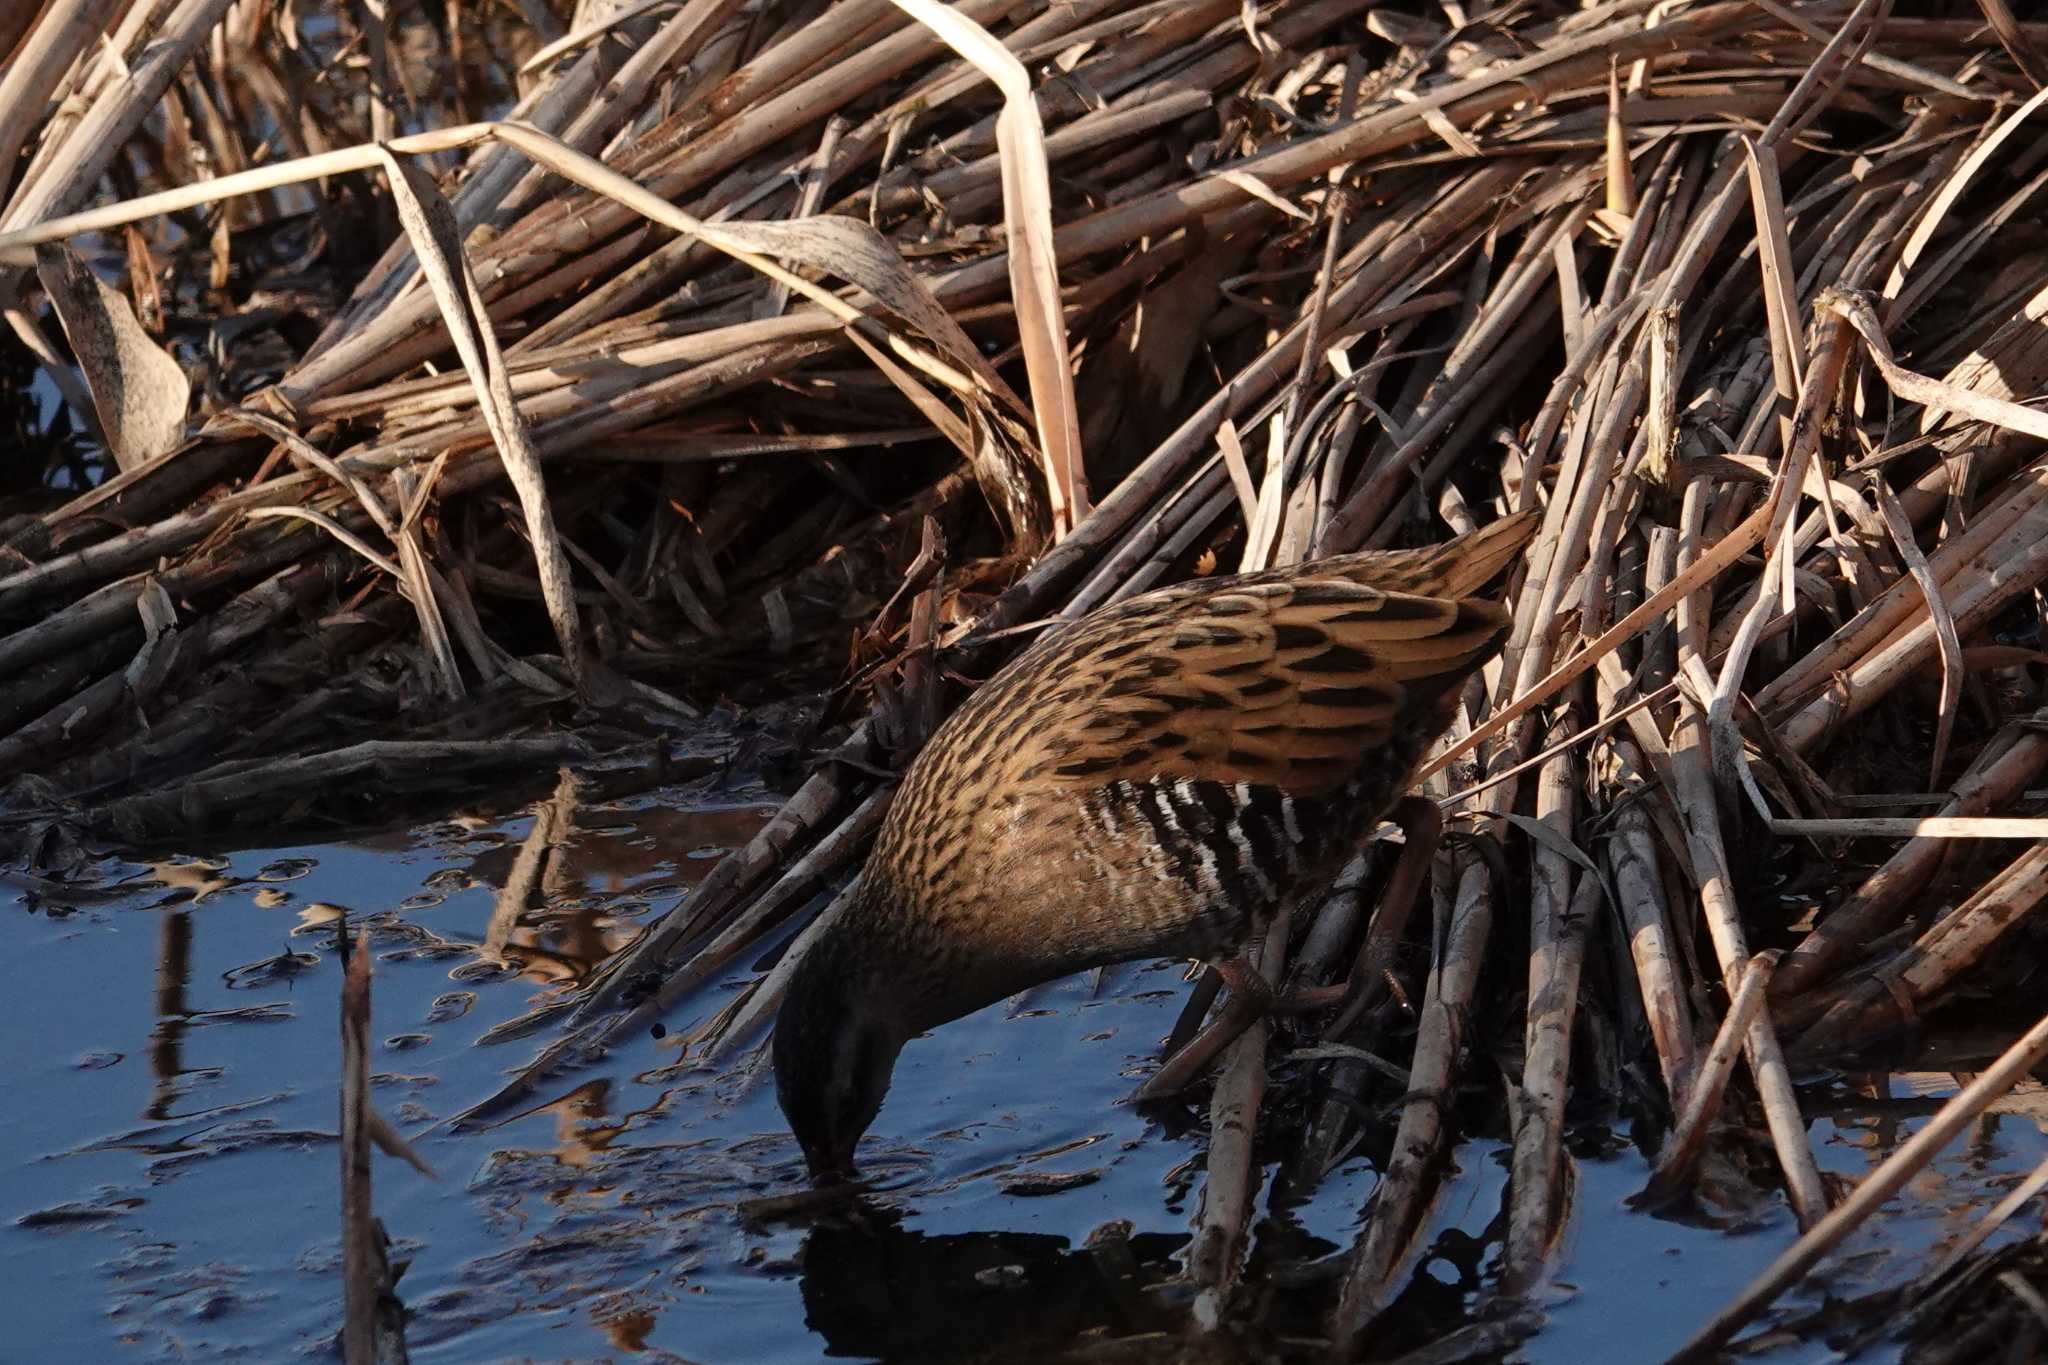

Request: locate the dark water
(5, 773), (2044, 1362)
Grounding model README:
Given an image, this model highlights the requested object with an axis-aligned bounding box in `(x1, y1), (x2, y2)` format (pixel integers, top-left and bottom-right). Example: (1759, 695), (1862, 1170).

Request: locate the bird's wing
(986, 579), (1509, 797)
(1319, 507), (1540, 599)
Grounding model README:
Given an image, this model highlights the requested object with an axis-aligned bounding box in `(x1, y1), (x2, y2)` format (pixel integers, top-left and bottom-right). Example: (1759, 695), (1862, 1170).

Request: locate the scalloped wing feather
(1318, 508), (1540, 599)
(1001, 579), (1509, 796)
(905, 511), (1536, 815)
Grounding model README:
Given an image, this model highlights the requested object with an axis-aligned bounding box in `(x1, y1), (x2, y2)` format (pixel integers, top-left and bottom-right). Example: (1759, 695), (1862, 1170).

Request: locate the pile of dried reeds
(6, 0), (2048, 1354)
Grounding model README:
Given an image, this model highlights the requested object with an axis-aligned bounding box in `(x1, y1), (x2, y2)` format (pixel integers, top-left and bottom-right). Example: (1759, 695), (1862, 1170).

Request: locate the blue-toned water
(4, 774), (2042, 1361)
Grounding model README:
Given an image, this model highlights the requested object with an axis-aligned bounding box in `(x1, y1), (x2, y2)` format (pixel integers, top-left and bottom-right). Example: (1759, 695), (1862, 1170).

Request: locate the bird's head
(772, 933), (910, 1184)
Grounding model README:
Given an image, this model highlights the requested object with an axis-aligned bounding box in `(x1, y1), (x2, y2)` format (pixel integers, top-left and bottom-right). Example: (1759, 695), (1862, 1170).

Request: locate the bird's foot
(1135, 954), (1331, 1101)
(1133, 983), (1260, 1102)
(1214, 956), (1345, 1014)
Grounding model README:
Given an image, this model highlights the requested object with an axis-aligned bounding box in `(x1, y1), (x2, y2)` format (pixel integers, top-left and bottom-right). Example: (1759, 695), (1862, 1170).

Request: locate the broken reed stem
(1502, 701), (1591, 1295)
(1791, 842), (2048, 1058)
(1600, 738), (1702, 1107)
(1331, 849), (1496, 1352)
(1504, 855), (1599, 1293)
(1774, 713), (2048, 998)
(1673, 1009), (2048, 1363)
(1671, 489), (1828, 1231)
(573, 722), (877, 1023)
(11, 9), (2048, 1360)
(1637, 951), (1780, 1208)
(1190, 909), (1289, 1328)
(1420, 503), (1771, 785)
(483, 768), (580, 963)
(340, 932), (375, 1365)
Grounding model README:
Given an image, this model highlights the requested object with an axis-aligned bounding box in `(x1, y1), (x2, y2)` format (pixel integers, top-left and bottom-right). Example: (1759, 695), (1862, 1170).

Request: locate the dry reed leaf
(222, 407), (396, 533)
(1974, 0), (2048, 87)
(1604, 61), (1634, 219)
(371, 143), (583, 685)
(366, 1108), (436, 1179)
(122, 223), (161, 333)
(1825, 288), (2048, 442)
(884, 0), (1087, 540)
(1885, 84), (2048, 306)
(1239, 416), (1288, 573)
(1214, 168), (1313, 220)
(1875, 481), (1960, 788)
(0, 123), (496, 266)
(843, 327), (1048, 546)
(489, 121), (989, 405)
(759, 117), (847, 321)
(845, 328), (972, 454)
(1216, 416), (1258, 528)
(1503, 812), (1601, 876)
(392, 469), (466, 702)
(33, 241), (188, 469)
(244, 507), (402, 578)
(705, 213), (1023, 413)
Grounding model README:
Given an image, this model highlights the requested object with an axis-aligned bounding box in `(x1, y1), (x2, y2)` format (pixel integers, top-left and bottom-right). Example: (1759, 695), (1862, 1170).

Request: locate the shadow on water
(5, 759), (2048, 1361)
(793, 1204), (1186, 1361)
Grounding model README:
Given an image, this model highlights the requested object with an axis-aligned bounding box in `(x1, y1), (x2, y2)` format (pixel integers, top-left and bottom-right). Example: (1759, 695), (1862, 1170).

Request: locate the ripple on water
(3, 777), (2045, 1361)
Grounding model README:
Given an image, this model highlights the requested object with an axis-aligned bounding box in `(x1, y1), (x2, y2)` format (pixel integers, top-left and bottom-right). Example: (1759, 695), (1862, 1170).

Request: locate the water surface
(5, 770), (2043, 1361)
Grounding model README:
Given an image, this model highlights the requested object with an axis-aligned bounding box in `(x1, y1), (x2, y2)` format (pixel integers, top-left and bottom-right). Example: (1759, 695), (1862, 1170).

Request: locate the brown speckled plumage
(774, 512), (1537, 1180)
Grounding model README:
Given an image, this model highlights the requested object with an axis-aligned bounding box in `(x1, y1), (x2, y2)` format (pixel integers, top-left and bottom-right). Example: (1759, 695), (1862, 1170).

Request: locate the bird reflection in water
(793, 1201), (1189, 1360)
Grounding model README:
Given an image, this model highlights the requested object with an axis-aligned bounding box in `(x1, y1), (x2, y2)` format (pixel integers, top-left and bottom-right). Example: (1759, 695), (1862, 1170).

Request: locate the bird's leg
(1137, 955), (1353, 1100)
(1212, 954), (1273, 1007)
(1222, 956), (1354, 1014)
(1270, 981), (1351, 1013)
(1134, 955), (1270, 1101)
(1160, 966), (1226, 1062)
(1324, 795), (1442, 1040)
(1136, 798), (1444, 1100)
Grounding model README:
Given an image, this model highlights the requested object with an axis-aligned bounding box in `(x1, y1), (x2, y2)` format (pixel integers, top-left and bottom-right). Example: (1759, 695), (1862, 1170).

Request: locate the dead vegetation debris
(4, 0), (2048, 1357)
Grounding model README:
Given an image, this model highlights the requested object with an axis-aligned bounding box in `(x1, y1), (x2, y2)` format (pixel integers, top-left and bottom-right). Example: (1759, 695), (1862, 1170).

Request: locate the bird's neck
(824, 866), (1028, 1035)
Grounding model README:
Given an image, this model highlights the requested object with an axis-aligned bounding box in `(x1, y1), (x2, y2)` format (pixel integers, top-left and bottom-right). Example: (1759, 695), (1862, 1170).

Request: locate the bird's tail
(1324, 509), (1539, 600)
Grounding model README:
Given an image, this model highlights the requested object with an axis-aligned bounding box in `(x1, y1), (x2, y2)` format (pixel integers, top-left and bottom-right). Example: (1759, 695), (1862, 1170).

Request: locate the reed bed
(5, 0), (2048, 1355)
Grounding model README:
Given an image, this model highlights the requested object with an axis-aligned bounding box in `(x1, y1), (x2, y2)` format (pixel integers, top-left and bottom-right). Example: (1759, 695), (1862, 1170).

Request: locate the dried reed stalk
(5, 3), (2048, 1357)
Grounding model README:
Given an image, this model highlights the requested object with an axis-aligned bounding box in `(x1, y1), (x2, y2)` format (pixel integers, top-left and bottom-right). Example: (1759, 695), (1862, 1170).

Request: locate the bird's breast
(899, 775), (1319, 984)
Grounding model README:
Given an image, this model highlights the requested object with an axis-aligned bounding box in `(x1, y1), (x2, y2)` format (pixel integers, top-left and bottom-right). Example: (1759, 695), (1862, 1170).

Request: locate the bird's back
(852, 512), (1537, 1027)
